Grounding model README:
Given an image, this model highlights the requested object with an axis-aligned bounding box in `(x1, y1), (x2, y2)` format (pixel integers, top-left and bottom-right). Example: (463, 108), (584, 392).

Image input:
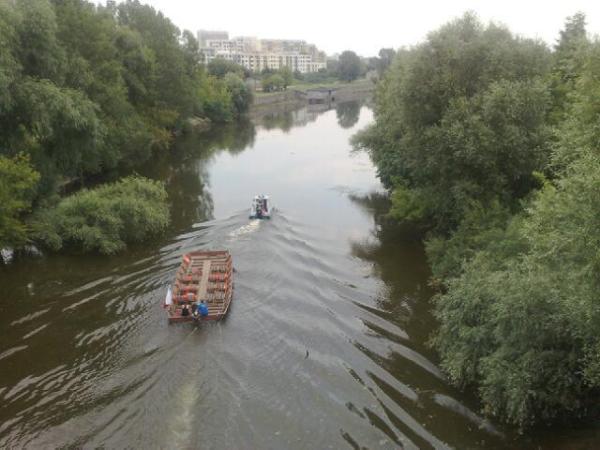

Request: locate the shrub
(33, 176), (169, 254)
(261, 74), (284, 92)
(224, 73), (253, 116)
(0, 154), (40, 248)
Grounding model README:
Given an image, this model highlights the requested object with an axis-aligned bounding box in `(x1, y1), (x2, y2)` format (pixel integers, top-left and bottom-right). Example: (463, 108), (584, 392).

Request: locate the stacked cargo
(165, 250), (234, 323)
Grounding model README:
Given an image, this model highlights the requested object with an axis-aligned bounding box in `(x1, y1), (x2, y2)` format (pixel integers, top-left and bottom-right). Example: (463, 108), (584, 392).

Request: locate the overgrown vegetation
(336, 50), (363, 81)
(0, 0), (252, 252)
(0, 154), (40, 249)
(33, 176), (169, 255)
(354, 12), (600, 428)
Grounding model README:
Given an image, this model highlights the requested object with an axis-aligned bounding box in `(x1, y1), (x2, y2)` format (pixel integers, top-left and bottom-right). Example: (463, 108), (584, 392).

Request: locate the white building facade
(198, 30), (327, 74)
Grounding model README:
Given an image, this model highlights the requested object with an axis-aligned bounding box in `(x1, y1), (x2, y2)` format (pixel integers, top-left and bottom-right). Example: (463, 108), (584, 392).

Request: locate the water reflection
(140, 101), (372, 232)
(349, 192), (432, 320)
(336, 100), (362, 129)
(258, 105), (321, 131)
(253, 99), (368, 133)
(347, 192), (505, 447)
(137, 121), (258, 231)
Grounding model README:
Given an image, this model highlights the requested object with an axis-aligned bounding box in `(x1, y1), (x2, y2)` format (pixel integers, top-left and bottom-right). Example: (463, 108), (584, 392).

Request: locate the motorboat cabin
(250, 194), (272, 219)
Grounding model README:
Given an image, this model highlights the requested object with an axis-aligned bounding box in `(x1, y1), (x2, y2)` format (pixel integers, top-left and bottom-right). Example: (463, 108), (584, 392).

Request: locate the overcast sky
(110, 0), (600, 56)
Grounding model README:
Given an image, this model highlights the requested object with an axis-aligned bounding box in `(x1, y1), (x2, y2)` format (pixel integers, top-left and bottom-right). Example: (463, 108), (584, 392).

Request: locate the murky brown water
(1, 100), (598, 449)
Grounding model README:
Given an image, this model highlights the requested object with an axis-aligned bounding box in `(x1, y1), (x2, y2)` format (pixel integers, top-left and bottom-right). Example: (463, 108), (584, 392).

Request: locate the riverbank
(250, 79), (375, 113)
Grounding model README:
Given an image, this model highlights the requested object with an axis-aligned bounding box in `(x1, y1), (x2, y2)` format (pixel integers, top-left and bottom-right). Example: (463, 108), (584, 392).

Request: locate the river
(0, 100), (597, 449)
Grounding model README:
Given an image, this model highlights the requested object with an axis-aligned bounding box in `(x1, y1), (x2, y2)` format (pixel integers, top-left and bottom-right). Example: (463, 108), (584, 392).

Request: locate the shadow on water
(254, 98), (368, 133)
(258, 103), (328, 132)
(336, 100), (362, 129)
(348, 193), (434, 338)
(344, 192), (505, 449)
(137, 120), (257, 232)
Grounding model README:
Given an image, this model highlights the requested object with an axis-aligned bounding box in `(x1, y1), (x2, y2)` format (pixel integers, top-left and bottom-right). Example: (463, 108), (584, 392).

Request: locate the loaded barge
(164, 250), (233, 323)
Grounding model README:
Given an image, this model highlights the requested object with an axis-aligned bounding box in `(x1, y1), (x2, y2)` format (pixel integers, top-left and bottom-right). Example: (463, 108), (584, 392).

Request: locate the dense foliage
(258, 66), (294, 92)
(337, 50), (363, 81)
(207, 57), (249, 79)
(354, 14), (552, 230)
(0, 154), (40, 248)
(0, 0), (251, 251)
(370, 48), (396, 77)
(261, 73), (285, 92)
(355, 12), (600, 428)
(33, 176), (169, 255)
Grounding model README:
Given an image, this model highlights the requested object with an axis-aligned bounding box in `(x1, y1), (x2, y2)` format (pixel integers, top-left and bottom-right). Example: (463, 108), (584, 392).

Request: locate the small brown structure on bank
(306, 87), (336, 104)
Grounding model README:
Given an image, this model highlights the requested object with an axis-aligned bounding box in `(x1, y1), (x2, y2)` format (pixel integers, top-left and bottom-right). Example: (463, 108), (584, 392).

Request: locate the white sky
(105, 0), (600, 56)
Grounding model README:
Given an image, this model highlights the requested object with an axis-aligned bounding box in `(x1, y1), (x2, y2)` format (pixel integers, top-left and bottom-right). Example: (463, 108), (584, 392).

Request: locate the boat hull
(164, 250), (233, 323)
(250, 195), (272, 219)
(167, 313), (225, 323)
(249, 214), (271, 219)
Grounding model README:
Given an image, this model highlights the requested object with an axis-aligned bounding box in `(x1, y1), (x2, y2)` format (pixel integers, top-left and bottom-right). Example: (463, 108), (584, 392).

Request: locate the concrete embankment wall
(252, 90), (307, 108)
(332, 81), (375, 102)
(250, 80), (375, 113)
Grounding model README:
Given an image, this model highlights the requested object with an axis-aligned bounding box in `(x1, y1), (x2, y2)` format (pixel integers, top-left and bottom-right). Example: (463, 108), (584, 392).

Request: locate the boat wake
(164, 378), (200, 449)
(226, 218), (261, 241)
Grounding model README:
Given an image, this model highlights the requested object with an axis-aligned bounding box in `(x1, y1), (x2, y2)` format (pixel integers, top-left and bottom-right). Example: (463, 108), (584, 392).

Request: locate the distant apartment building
(197, 30), (327, 74)
(197, 30), (229, 46)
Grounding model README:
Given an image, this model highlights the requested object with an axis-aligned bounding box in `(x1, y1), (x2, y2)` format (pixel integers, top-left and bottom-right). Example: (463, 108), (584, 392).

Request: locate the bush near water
(0, 154), (40, 249)
(354, 12), (600, 427)
(32, 176), (169, 255)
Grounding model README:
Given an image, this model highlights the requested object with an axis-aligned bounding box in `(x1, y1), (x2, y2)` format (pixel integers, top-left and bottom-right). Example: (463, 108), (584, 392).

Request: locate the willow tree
(0, 155), (39, 248)
(354, 13), (552, 231)
(432, 34), (600, 428)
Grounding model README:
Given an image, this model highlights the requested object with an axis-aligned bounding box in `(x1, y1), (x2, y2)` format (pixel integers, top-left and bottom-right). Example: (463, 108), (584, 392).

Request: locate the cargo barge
(164, 250), (233, 323)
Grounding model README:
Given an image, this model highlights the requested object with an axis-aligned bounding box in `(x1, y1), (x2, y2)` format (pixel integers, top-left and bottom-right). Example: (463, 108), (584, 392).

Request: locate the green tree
(555, 12), (587, 56)
(181, 29), (201, 76)
(260, 67), (276, 77)
(0, 0), (246, 253)
(262, 74), (284, 92)
(224, 73), (253, 116)
(429, 28), (600, 429)
(0, 1), (21, 114)
(33, 176), (169, 255)
(337, 50), (362, 81)
(549, 12), (589, 123)
(279, 66), (293, 89)
(207, 57), (247, 79)
(198, 75), (234, 123)
(0, 154), (40, 248)
(53, 0), (154, 170)
(5, 77), (106, 195)
(377, 47), (396, 75)
(117, 0), (197, 124)
(552, 40), (600, 170)
(354, 13), (552, 230)
(326, 58), (339, 76)
(15, 0), (65, 82)
(433, 150), (600, 427)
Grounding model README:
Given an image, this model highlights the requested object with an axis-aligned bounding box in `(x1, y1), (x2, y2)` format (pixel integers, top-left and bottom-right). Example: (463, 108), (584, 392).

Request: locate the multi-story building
(198, 30), (327, 73)
(197, 30), (229, 47)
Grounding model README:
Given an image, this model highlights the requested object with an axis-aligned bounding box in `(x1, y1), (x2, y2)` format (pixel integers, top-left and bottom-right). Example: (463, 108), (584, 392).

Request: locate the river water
(0, 100), (596, 449)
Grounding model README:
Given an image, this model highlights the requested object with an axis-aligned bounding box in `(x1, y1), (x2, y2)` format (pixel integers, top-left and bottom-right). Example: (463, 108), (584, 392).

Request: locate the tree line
(205, 48), (388, 93)
(0, 0), (252, 254)
(354, 12), (600, 429)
